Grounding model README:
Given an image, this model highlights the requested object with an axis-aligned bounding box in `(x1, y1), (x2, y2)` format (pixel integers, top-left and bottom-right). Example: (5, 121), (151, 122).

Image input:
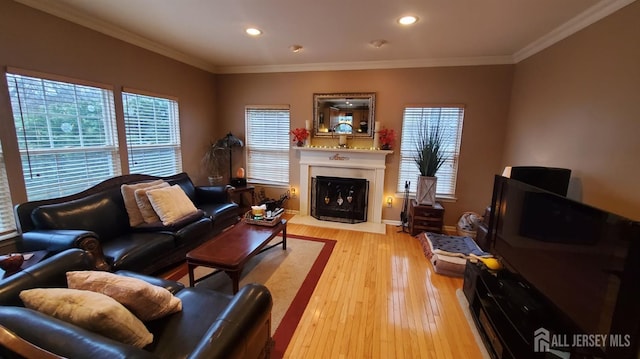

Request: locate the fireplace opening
(311, 176), (368, 224)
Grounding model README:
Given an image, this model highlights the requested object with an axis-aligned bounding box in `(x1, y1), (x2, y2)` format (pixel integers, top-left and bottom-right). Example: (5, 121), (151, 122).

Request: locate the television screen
(488, 175), (638, 341)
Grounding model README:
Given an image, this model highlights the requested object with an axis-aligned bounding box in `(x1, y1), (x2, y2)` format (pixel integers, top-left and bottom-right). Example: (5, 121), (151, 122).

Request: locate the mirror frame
(313, 92), (376, 138)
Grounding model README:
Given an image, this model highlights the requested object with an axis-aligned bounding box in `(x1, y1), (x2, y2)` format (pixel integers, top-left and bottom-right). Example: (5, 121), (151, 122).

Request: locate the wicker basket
(456, 211), (482, 239)
(457, 227), (477, 239)
(243, 211), (282, 227)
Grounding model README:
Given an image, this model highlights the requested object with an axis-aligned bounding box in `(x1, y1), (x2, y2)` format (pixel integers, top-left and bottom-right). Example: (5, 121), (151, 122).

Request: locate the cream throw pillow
(20, 288), (153, 348)
(67, 271), (182, 321)
(134, 182), (170, 224)
(147, 185), (199, 226)
(121, 180), (165, 227)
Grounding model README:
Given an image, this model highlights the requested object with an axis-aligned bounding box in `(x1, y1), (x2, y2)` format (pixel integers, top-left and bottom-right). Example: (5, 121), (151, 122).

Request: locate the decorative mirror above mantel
(313, 93), (376, 138)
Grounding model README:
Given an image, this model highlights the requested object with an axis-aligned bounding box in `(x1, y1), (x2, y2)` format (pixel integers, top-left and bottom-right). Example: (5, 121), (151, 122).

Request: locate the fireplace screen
(311, 176), (368, 223)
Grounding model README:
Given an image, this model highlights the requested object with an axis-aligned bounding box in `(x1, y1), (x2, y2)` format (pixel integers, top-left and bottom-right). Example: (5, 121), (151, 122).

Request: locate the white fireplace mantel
(290, 147), (392, 234)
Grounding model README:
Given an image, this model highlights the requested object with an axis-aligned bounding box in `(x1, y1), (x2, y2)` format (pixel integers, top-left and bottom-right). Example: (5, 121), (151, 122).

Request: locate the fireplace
(311, 176), (368, 223)
(290, 147), (392, 234)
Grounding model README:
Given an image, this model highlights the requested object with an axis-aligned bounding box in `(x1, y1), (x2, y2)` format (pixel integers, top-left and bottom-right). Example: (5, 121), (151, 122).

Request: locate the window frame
(122, 88), (182, 177)
(397, 105), (465, 199)
(6, 69), (121, 201)
(244, 105), (291, 186)
(0, 146), (16, 239)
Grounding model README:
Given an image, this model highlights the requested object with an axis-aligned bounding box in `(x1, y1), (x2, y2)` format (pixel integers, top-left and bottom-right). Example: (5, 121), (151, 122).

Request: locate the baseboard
(285, 213), (450, 234)
(444, 225), (457, 234)
(285, 212), (405, 228)
(455, 289), (492, 359)
(382, 219), (402, 226)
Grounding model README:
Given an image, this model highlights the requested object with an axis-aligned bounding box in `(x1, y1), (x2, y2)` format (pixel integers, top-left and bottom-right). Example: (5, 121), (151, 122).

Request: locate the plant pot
(208, 175), (224, 185)
(416, 176), (437, 205)
(296, 141), (304, 147)
(0, 253), (24, 273)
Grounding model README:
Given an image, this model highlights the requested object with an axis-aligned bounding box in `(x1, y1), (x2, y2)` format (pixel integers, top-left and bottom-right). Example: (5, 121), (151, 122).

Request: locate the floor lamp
(216, 132), (243, 184)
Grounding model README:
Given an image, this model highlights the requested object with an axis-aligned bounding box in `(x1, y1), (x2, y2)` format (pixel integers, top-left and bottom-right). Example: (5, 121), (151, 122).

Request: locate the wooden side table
(408, 200), (444, 236)
(0, 250), (48, 279)
(230, 185), (255, 216)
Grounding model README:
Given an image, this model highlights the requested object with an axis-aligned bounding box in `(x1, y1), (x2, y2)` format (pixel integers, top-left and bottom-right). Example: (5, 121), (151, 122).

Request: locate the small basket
(243, 211), (282, 227)
(456, 211), (483, 239)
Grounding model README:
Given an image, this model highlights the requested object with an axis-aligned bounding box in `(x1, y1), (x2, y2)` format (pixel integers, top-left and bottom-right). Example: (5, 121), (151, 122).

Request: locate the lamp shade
(217, 132), (243, 148)
(215, 132), (244, 185)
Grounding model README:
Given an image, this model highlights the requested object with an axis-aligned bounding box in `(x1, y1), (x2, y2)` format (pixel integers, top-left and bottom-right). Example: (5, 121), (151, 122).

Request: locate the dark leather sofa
(0, 249), (273, 359)
(14, 173), (239, 274)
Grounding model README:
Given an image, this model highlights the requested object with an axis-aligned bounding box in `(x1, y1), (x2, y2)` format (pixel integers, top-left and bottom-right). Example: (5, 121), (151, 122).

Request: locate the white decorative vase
(416, 176), (437, 205)
(208, 175), (223, 185)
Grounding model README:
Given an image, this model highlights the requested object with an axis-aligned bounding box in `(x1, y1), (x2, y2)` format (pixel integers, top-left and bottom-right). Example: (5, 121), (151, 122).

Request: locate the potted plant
(290, 128), (310, 147)
(414, 118), (447, 205)
(378, 128), (396, 150)
(201, 140), (227, 185)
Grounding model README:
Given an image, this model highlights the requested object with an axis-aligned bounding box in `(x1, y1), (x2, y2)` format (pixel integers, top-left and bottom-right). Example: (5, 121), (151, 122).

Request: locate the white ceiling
(16, 0), (635, 74)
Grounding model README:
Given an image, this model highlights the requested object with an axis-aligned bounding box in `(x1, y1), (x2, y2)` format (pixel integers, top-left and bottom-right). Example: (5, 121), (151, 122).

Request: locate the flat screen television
(488, 175), (640, 357)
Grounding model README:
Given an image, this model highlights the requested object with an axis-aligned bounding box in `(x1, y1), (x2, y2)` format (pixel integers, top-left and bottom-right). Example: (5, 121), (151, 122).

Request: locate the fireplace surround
(290, 147), (392, 234)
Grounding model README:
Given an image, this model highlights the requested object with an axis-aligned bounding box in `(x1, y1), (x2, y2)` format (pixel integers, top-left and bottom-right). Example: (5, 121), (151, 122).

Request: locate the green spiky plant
(201, 141), (228, 183)
(414, 117), (447, 177)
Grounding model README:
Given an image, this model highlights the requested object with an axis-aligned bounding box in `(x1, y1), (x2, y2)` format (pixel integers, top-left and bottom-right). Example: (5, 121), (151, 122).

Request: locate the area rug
(165, 234), (335, 358)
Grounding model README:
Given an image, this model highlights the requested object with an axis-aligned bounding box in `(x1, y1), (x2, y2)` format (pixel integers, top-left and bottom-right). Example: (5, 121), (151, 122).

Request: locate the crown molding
(11, 0), (513, 74)
(513, 0), (636, 62)
(16, 0), (634, 74)
(215, 56), (515, 74)
(13, 0), (218, 73)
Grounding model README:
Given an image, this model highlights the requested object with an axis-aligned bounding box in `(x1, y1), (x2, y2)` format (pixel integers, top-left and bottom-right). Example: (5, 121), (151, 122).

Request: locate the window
(397, 106), (465, 198)
(245, 106), (290, 185)
(122, 90), (181, 176)
(0, 143), (16, 238)
(6, 72), (120, 201)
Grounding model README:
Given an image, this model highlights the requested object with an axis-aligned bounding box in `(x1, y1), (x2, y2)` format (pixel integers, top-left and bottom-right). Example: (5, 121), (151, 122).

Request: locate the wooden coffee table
(186, 219), (287, 293)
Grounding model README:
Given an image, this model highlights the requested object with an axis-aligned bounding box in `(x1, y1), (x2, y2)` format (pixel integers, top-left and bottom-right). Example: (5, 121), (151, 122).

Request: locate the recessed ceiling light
(245, 28), (262, 36)
(398, 15), (418, 25)
(289, 45), (303, 53)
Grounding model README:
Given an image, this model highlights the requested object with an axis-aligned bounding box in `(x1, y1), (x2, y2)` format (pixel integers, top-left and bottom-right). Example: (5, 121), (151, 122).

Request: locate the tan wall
(505, 1), (640, 220)
(216, 66), (514, 225)
(0, 0), (219, 206)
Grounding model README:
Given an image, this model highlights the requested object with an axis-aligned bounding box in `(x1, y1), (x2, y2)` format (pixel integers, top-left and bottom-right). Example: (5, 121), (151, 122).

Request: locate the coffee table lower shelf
(186, 220), (287, 294)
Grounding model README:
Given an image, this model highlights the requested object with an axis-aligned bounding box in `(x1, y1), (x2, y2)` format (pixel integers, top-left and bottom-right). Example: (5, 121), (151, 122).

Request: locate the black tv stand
(462, 261), (606, 359)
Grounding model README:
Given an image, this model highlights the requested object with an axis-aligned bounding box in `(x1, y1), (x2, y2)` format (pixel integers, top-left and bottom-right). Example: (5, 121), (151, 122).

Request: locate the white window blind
(0, 147), (17, 238)
(245, 106), (290, 185)
(398, 106), (465, 197)
(6, 73), (120, 201)
(122, 91), (181, 176)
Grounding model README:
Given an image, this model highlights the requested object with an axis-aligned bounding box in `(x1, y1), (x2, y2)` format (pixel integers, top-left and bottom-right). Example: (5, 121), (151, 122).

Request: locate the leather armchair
(0, 249), (273, 359)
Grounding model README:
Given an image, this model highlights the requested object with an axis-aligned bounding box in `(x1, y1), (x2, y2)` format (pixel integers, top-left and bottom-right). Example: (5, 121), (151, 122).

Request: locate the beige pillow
(134, 182), (170, 224)
(20, 288), (153, 348)
(147, 185), (199, 226)
(66, 271), (182, 321)
(121, 180), (165, 227)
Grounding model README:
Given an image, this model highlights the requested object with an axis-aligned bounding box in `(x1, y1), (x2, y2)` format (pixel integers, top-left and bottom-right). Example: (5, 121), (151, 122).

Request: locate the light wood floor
(283, 217), (484, 358)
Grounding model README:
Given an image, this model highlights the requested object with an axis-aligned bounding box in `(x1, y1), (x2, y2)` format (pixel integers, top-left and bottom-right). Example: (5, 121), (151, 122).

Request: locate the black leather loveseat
(14, 173), (239, 274)
(0, 249), (273, 358)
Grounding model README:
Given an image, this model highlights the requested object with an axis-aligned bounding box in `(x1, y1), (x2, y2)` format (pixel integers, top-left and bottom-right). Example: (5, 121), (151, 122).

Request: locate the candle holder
(372, 121), (381, 149)
(373, 130), (380, 149)
(339, 134), (348, 148)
